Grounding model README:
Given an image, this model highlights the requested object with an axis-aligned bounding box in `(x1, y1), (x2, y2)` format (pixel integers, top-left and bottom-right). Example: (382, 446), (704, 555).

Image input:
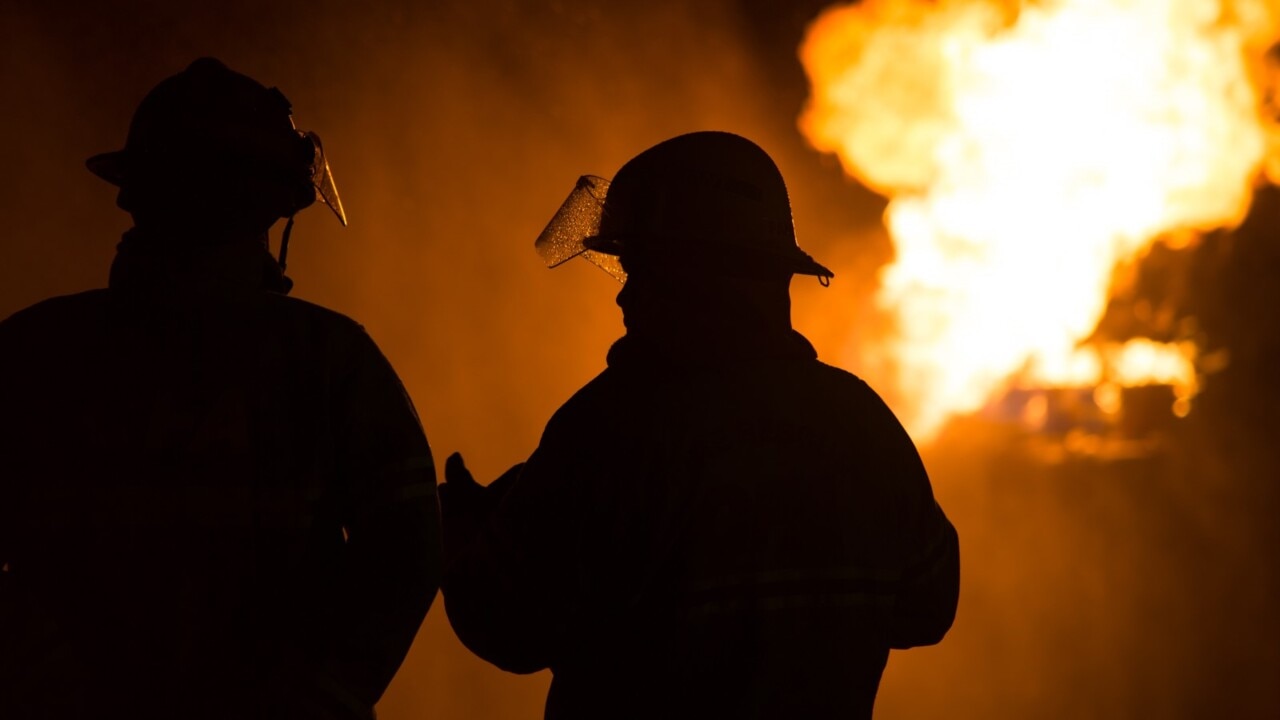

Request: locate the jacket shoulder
(247, 292), (383, 353)
(803, 359), (890, 406)
(812, 359), (870, 387)
(259, 293), (368, 334)
(2, 289), (111, 321)
(543, 368), (617, 426)
(0, 290), (111, 337)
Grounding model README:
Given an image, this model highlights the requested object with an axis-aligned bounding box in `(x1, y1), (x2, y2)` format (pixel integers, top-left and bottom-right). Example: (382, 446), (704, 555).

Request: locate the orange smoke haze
(1, 1), (1277, 718)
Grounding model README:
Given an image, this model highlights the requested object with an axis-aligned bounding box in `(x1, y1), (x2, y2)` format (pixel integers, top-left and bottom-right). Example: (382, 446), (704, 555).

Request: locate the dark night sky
(2, 1), (1277, 718)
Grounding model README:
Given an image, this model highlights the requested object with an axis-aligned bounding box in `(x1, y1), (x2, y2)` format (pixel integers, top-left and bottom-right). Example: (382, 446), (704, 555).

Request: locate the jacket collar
(108, 228), (290, 294)
(607, 328), (817, 373)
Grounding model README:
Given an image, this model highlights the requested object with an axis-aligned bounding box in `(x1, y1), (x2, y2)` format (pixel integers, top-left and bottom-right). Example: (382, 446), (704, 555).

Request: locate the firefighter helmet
(535, 131), (831, 283)
(87, 57), (345, 227)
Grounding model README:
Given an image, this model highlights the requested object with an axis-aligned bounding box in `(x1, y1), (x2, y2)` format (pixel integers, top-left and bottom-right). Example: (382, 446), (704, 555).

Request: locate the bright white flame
(801, 0), (1280, 439)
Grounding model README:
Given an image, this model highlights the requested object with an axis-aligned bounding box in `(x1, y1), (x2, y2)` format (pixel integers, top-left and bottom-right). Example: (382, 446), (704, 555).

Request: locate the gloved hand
(439, 452), (522, 518)
(439, 452), (523, 563)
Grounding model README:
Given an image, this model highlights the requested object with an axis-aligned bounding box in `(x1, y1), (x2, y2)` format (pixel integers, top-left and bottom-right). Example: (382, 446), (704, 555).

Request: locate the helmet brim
(85, 138), (348, 228)
(86, 150), (129, 187)
(583, 233), (834, 279)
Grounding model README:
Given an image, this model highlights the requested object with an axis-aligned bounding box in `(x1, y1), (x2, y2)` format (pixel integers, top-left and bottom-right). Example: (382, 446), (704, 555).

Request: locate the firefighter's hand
(440, 452), (523, 518)
(440, 453), (523, 564)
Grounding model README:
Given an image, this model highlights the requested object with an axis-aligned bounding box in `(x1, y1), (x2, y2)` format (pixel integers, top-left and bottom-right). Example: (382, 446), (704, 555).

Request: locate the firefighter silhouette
(440, 131), (960, 719)
(0, 58), (438, 720)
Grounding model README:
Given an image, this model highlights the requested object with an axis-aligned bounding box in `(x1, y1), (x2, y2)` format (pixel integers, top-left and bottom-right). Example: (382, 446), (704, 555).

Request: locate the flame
(800, 0), (1280, 440)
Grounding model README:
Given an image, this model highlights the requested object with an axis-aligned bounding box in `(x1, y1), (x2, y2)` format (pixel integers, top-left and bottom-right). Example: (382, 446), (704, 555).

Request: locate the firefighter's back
(1, 281), (384, 716)
(547, 341), (954, 719)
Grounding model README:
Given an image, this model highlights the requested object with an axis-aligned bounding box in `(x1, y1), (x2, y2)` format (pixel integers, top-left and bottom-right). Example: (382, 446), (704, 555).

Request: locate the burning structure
(788, 5), (1280, 715)
(798, 0), (1280, 449)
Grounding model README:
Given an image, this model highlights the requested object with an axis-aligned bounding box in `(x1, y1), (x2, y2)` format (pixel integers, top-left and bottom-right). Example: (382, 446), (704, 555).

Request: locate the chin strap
(275, 215), (296, 295)
(278, 214), (296, 271)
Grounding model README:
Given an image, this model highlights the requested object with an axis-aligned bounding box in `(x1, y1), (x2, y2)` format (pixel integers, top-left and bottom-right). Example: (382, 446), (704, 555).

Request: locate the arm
(327, 330), (441, 706)
(441, 409), (587, 674)
(873, 397), (960, 649)
(0, 313), (79, 711)
(889, 496), (960, 649)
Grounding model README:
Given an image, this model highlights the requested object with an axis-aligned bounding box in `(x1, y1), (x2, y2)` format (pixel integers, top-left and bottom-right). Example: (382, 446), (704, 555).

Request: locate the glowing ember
(800, 0), (1280, 440)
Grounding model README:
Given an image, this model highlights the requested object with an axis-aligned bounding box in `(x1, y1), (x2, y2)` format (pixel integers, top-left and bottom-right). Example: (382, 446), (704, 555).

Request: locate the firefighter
(0, 58), (439, 719)
(439, 131), (960, 719)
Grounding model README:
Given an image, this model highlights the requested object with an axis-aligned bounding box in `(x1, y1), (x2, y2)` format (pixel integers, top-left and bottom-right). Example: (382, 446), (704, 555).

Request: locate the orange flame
(800, 0), (1280, 440)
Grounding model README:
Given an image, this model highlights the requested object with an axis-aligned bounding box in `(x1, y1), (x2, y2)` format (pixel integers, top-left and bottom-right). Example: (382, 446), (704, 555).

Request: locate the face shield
(534, 175), (626, 282)
(275, 127), (347, 294)
(302, 130), (346, 226)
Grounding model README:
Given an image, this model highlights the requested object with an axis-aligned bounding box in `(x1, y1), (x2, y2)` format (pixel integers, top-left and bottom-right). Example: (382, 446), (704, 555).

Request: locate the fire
(800, 0), (1280, 440)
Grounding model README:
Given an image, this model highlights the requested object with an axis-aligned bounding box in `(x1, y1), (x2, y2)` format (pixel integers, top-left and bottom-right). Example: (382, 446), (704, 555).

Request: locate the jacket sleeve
(889, 494), (960, 649)
(875, 398), (960, 649)
(326, 328), (441, 707)
(441, 406), (588, 674)
(0, 316), (13, 574)
(0, 312), (80, 710)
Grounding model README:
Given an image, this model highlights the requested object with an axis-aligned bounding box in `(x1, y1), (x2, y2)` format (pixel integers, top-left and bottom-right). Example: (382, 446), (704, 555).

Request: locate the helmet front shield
(303, 131), (346, 226)
(534, 175), (625, 282)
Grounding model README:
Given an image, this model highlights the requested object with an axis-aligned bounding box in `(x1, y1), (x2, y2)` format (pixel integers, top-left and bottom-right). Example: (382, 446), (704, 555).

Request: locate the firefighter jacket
(0, 234), (440, 720)
(442, 329), (959, 719)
